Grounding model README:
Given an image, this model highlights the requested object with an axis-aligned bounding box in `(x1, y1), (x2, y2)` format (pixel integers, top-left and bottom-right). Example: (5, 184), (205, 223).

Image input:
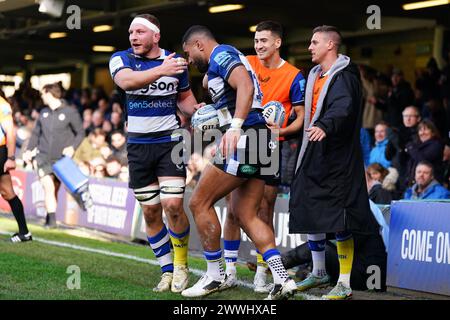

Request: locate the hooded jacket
(404, 180), (450, 200)
(289, 55), (379, 234)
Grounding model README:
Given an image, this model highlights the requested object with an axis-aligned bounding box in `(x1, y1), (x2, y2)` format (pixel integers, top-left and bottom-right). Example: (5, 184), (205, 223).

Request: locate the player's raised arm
(113, 53), (187, 91)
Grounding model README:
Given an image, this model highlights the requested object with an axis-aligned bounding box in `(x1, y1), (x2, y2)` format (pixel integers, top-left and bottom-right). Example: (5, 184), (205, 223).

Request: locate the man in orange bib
(222, 21), (306, 293)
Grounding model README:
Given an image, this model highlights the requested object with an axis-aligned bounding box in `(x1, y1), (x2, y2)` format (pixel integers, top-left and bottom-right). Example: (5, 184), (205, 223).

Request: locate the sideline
(0, 229), (321, 300)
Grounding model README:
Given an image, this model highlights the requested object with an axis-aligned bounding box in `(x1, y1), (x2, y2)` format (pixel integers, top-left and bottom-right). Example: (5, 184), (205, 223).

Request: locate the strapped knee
(160, 179), (185, 200)
(133, 184), (160, 205)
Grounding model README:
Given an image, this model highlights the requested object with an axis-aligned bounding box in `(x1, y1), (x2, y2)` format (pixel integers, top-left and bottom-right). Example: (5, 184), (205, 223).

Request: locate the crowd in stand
(1, 56), (450, 202)
(360, 57), (450, 202)
(2, 83), (129, 182)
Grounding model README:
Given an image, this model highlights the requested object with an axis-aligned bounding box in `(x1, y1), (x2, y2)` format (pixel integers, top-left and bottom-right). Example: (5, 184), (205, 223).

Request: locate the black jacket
(369, 184), (393, 205)
(290, 61), (379, 234)
(376, 81), (414, 129)
(405, 138), (444, 185)
(27, 101), (84, 162)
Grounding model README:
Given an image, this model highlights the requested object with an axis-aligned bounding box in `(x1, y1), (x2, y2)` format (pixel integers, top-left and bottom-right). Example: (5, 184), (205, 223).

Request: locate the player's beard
(134, 42), (153, 56)
(194, 57), (209, 73)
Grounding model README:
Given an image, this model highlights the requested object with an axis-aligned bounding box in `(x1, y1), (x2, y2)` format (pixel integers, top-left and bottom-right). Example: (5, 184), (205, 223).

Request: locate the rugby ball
(191, 104), (219, 132)
(262, 101), (285, 127)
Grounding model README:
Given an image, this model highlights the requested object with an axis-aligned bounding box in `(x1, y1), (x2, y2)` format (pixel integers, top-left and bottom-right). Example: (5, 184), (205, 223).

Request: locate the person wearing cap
(109, 13), (202, 294)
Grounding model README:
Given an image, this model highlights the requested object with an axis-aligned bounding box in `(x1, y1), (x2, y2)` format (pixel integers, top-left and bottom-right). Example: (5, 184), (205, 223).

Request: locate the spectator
(80, 88), (94, 111)
(386, 105), (421, 173)
(105, 155), (123, 179)
(369, 122), (391, 168)
(405, 119), (444, 186)
(110, 111), (124, 131)
(404, 161), (450, 200)
(422, 97), (448, 143)
(86, 110), (104, 135)
(376, 68), (414, 129)
(82, 108), (93, 134)
(366, 163), (398, 204)
(73, 128), (108, 164)
(14, 110), (33, 160)
(98, 97), (112, 120)
(89, 157), (106, 178)
(102, 119), (113, 137)
(111, 101), (124, 114)
(360, 65), (382, 132)
(109, 130), (127, 165)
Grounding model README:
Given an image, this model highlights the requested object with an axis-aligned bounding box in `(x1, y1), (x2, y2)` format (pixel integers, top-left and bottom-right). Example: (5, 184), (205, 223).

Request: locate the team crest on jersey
(214, 51), (233, 68)
(58, 114), (66, 121)
(43, 112), (49, 118)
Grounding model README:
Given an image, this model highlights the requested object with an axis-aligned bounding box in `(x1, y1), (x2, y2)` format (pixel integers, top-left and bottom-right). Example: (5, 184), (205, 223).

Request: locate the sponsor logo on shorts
(240, 165), (257, 175)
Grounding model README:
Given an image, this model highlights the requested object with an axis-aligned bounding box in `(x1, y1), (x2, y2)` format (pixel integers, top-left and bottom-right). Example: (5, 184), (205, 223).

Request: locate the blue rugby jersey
(109, 48), (190, 144)
(207, 44), (265, 127)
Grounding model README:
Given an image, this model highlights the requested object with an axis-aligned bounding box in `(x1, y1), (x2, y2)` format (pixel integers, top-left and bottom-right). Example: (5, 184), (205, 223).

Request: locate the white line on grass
(0, 230), (322, 300)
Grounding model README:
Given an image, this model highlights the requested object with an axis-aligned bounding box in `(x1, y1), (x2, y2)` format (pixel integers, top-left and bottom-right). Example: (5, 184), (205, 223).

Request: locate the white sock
(204, 250), (225, 281)
(307, 233), (327, 277)
(266, 255), (289, 284)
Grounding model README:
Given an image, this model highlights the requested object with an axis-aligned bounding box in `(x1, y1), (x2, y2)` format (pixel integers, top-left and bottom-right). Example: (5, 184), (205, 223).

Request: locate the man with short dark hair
(404, 161), (450, 199)
(23, 83), (84, 228)
(110, 130), (127, 165)
(222, 20), (306, 293)
(181, 25), (296, 300)
(290, 25), (379, 300)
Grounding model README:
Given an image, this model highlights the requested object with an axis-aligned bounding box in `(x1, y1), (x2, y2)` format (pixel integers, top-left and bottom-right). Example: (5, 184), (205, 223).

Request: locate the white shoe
(253, 272), (273, 293)
(181, 274), (225, 298)
(153, 272), (173, 292)
(220, 272), (238, 291)
(264, 278), (297, 300)
(171, 265), (189, 293)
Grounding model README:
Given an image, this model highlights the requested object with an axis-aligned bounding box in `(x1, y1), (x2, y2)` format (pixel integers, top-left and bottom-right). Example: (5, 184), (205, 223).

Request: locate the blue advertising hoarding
(387, 201), (450, 295)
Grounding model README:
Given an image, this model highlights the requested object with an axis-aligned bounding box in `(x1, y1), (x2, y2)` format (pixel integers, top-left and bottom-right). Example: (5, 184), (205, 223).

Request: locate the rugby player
(109, 14), (201, 293)
(181, 25), (297, 300)
(222, 20), (306, 293)
(0, 95), (31, 242)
